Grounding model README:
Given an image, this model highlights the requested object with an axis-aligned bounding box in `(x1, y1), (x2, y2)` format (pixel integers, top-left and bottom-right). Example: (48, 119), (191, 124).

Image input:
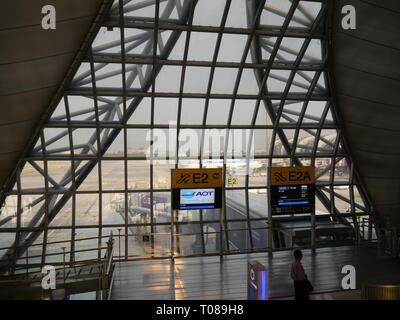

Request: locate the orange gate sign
(270, 166), (315, 186)
(171, 168), (223, 189)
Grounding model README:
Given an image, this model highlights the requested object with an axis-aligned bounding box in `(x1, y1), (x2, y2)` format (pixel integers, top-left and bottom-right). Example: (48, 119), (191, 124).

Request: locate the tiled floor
(111, 245), (400, 300)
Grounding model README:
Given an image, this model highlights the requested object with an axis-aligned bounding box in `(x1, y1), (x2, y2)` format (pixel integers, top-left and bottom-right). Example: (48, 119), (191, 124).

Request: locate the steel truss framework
(0, 0), (377, 273)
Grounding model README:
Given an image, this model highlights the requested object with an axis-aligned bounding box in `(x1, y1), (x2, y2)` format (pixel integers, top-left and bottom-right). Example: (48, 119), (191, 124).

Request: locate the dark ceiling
(332, 0), (400, 227)
(0, 0), (107, 195)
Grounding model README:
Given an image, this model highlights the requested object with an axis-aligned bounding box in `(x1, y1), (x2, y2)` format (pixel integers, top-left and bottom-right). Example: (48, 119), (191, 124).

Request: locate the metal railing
(108, 219), (378, 261)
(0, 232), (115, 300)
(100, 232), (115, 300)
(0, 216), (378, 272)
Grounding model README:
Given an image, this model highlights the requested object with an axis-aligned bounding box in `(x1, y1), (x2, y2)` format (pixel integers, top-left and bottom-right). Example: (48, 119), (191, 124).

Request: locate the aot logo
(177, 173), (190, 185)
(182, 190), (196, 199)
(180, 189), (215, 205)
(182, 190), (214, 199)
(273, 172), (287, 182)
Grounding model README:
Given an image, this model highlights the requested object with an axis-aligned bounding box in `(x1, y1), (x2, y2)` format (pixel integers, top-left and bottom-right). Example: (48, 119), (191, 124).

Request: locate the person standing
(290, 249), (311, 300)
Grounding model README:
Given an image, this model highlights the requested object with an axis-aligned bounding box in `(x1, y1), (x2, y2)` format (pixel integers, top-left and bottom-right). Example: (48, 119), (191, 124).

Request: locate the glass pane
(76, 193), (99, 226)
(127, 160), (150, 189)
(103, 193), (125, 225)
(101, 160), (125, 190)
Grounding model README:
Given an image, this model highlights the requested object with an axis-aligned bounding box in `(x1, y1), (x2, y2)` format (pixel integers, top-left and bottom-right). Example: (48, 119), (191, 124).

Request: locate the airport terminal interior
(0, 0), (400, 300)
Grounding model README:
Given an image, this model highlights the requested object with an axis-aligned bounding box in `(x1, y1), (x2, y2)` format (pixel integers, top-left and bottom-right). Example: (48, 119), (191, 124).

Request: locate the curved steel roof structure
(0, 0), (388, 274)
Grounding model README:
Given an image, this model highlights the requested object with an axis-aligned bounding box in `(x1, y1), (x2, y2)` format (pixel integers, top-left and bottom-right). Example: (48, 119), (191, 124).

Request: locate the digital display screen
(172, 188), (222, 210)
(277, 185), (310, 206)
(271, 184), (315, 215)
(180, 188), (215, 209)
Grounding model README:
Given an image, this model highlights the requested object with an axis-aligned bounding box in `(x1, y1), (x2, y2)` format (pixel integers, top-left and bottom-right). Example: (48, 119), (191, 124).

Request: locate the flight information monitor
(172, 188), (222, 210)
(269, 166), (315, 215)
(270, 184), (315, 214)
(171, 168), (223, 210)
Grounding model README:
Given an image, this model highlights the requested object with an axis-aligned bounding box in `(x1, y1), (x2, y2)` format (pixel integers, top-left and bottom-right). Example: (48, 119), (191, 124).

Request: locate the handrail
(0, 246), (109, 264)
(0, 231), (115, 300)
(99, 232), (115, 300)
(1, 218), (377, 276)
(0, 234), (112, 252)
(0, 266), (106, 286)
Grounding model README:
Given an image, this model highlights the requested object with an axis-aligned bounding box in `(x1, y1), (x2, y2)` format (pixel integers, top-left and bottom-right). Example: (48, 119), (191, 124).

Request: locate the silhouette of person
(290, 249), (311, 300)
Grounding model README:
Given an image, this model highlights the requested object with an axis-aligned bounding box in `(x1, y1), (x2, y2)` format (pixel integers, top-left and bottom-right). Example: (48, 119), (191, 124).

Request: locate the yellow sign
(171, 168), (223, 189)
(228, 177), (238, 185)
(270, 166), (315, 186)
